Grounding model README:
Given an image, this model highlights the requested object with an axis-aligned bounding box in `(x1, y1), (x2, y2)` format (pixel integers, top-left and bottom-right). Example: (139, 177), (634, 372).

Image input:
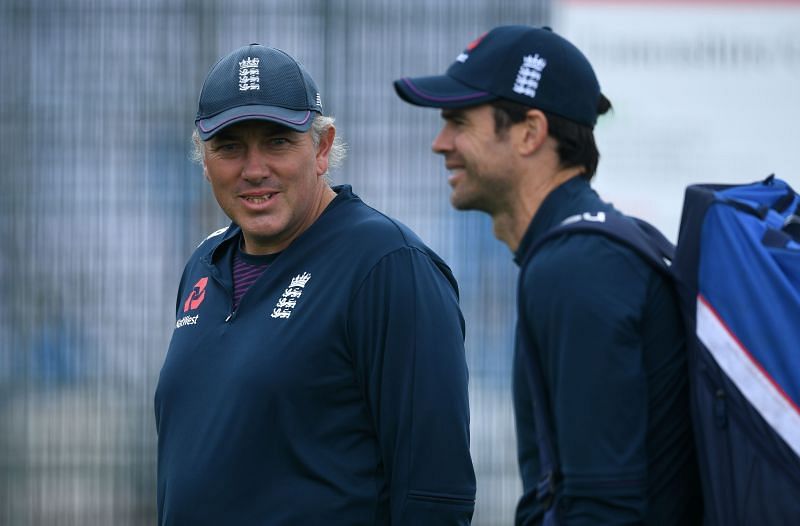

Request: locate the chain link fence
(0, 1), (551, 524)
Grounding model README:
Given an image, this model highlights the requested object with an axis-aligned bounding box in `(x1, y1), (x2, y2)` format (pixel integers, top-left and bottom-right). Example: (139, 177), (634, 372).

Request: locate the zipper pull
(225, 312), (234, 323)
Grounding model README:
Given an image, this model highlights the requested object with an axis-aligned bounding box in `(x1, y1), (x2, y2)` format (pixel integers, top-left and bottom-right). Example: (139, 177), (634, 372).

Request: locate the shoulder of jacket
(528, 231), (643, 272)
(197, 226), (229, 248)
(527, 234), (657, 300)
(349, 203), (428, 252)
(182, 225), (231, 264)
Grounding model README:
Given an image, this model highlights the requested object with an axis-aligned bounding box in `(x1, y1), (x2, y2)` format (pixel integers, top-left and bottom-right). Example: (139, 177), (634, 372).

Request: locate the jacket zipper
(203, 257), (236, 323)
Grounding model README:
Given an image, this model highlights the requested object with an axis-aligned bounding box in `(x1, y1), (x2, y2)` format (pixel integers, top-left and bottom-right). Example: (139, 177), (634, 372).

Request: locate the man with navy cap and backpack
(155, 44), (476, 525)
(395, 26), (702, 525)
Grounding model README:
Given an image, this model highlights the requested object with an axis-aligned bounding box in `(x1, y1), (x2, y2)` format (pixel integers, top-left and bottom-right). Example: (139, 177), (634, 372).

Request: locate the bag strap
(527, 211), (675, 273)
(518, 211), (675, 516)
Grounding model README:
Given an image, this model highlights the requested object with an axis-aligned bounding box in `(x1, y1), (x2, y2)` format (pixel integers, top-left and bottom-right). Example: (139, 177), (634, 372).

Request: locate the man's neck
(491, 166), (585, 253)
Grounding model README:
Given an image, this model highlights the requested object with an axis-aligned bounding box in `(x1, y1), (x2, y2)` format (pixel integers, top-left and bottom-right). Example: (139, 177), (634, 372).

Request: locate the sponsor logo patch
(177, 277), (208, 329)
(175, 315), (199, 329)
(456, 32), (488, 63)
(183, 277), (209, 313)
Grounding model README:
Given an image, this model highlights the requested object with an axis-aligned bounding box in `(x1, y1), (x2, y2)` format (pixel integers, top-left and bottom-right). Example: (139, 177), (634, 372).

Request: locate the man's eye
(270, 137), (289, 146)
(216, 143), (240, 152)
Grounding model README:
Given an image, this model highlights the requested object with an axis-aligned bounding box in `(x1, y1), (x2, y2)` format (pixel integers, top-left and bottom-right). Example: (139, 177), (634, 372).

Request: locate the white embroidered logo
(239, 57), (260, 91)
(197, 226), (229, 247)
(315, 92), (323, 110)
(561, 211), (606, 226)
(456, 52), (469, 63)
(512, 54), (547, 99)
(271, 272), (311, 319)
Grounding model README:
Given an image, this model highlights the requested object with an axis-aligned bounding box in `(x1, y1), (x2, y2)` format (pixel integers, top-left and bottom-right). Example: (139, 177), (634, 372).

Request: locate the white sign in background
(556, 1), (800, 240)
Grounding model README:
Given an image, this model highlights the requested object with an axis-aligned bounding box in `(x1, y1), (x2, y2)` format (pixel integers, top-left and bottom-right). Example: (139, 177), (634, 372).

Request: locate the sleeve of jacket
(521, 235), (653, 525)
(347, 246), (476, 525)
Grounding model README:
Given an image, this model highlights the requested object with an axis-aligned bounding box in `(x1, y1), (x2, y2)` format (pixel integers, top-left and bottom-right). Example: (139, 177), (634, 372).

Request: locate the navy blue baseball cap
(195, 44), (324, 140)
(394, 25), (605, 128)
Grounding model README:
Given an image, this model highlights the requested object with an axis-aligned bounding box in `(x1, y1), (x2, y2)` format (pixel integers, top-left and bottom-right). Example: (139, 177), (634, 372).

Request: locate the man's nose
(432, 126), (453, 154)
(242, 149), (270, 181)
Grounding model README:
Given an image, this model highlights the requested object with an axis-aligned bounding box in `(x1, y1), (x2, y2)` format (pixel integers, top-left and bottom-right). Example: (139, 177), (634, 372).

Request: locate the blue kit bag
(528, 175), (800, 524)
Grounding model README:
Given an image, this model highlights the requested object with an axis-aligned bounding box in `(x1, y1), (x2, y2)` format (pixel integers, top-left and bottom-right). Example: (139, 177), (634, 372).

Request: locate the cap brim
(394, 75), (496, 109)
(196, 105), (315, 140)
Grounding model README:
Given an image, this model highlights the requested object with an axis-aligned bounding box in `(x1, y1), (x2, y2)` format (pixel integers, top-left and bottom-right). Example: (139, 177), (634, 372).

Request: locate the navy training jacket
(155, 185), (476, 525)
(513, 177), (700, 525)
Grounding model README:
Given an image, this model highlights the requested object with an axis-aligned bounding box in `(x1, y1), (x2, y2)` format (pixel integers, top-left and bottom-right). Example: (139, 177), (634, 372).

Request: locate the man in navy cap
(155, 44), (476, 525)
(395, 26), (701, 525)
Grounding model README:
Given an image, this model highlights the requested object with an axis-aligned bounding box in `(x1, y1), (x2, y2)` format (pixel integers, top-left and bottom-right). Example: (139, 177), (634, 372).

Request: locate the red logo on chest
(183, 277), (209, 312)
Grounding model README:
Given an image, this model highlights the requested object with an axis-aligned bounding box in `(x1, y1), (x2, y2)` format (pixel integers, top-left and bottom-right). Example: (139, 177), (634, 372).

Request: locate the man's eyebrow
(260, 125), (297, 136)
(211, 131), (235, 141)
(441, 109), (466, 120)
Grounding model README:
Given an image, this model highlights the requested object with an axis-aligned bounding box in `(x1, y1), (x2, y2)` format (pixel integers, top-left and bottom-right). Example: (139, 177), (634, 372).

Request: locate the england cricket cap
(394, 25), (604, 128)
(195, 44), (324, 140)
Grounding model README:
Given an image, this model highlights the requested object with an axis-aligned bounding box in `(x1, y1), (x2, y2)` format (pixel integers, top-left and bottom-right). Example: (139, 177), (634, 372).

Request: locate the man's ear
(516, 109), (549, 156)
(315, 125), (335, 177)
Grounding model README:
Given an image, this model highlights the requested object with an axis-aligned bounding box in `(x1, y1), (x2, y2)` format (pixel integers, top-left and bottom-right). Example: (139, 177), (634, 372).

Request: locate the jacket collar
(200, 184), (357, 266)
(513, 176), (596, 266)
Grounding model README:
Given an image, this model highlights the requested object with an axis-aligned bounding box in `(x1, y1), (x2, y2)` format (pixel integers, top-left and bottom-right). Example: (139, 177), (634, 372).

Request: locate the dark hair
(491, 96), (612, 180)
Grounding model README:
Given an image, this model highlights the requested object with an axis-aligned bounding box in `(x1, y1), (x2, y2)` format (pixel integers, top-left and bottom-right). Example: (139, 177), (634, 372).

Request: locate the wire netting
(0, 1), (552, 524)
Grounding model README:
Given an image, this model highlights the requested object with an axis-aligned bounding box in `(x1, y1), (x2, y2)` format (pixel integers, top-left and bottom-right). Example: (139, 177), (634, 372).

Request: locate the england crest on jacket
(271, 272), (311, 319)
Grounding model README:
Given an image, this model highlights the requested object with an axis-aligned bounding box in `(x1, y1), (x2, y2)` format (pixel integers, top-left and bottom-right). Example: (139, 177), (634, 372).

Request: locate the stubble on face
(437, 106), (517, 216)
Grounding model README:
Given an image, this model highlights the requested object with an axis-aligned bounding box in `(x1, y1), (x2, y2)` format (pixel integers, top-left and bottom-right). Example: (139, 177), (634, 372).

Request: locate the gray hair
(190, 115), (347, 178)
(310, 115), (347, 173)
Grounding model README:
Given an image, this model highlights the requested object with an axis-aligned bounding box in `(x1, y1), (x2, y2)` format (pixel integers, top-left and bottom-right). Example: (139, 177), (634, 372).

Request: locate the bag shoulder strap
(527, 211), (675, 273)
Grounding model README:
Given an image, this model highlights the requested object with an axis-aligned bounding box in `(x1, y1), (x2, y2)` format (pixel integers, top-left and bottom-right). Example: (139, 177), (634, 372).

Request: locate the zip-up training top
(155, 185), (476, 525)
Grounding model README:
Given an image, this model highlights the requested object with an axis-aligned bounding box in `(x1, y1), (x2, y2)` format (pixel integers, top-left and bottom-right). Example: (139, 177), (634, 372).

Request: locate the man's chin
(450, 192), (478, 212)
